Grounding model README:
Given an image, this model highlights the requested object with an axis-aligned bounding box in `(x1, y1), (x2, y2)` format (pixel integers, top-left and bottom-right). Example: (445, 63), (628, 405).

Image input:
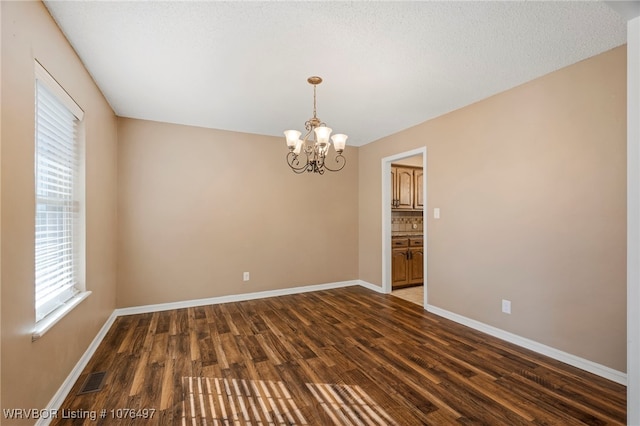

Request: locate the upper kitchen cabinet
(391, 165), (423, 210)
(414, 168), (424, 209)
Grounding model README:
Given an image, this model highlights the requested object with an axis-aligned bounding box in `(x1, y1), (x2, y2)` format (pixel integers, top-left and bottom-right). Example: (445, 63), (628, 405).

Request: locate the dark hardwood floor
(52, 286), (626, 425)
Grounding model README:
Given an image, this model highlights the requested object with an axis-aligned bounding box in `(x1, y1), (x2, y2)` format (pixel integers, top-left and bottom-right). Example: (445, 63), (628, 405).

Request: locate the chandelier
(284, 76), (347, 174)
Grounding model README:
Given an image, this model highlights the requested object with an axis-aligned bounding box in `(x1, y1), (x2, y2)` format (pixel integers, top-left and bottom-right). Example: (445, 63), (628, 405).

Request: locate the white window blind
(34, 63), (84, 323)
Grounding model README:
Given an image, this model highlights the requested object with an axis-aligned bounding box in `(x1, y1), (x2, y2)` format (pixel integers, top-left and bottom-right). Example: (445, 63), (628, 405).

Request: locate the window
(34, 61), (85, 324)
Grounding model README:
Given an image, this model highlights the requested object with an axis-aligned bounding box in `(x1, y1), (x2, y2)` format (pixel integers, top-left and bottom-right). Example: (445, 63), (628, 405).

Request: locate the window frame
(32, 61), (89, 340)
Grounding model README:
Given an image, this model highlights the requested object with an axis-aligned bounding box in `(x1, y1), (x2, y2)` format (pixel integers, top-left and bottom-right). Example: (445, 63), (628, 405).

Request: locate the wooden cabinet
(392, 238), (410, 285)
(408, 246), (423, 285)
(391, 165), (423, 210)
(391, 236), (424, 289)
(414, 168), (424, 210)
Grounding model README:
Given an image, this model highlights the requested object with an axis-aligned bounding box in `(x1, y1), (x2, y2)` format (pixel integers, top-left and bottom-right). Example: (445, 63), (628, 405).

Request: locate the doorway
(381, 147), (427, 307)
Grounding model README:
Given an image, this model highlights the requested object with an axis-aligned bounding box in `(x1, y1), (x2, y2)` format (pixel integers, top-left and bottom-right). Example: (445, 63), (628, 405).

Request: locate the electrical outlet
(243, 272), (250, 281)
(502, 299), (511, 314)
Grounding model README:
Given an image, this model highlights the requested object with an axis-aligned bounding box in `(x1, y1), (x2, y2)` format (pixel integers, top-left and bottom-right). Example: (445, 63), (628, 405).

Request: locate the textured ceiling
(43, 1), (627, 147)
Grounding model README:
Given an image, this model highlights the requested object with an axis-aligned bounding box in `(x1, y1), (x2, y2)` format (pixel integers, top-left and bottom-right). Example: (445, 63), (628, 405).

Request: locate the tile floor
(391, 285), (423, 306)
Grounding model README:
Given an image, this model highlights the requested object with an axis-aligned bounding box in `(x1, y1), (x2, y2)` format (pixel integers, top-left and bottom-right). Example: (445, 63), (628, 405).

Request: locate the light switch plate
(434, 208), (440, 219)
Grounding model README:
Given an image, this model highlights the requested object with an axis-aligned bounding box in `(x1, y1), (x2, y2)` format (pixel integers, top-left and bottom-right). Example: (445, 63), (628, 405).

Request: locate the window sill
(32, 291), (92, 341)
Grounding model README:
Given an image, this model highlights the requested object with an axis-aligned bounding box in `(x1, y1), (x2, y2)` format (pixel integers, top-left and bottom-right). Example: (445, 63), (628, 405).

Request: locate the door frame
(381, 147), (427, 307)
(627, 15), (640, 424)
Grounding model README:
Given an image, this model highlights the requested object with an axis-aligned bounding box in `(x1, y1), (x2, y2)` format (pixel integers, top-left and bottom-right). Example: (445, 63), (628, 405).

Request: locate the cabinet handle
(407, 250), (412, 260)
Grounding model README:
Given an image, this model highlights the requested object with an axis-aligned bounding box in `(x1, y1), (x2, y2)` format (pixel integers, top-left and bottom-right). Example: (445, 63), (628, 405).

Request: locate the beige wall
(117, 118), (359, 307)
(1, 0), (118, 418)
(359, 46), (627, 371)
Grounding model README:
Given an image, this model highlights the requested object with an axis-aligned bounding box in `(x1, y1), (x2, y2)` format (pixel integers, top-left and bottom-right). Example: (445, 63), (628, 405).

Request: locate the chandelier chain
(313, 84), (317, 120)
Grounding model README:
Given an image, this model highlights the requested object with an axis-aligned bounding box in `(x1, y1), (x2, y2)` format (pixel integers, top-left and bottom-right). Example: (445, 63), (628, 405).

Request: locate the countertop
(392, 232), (424, 237)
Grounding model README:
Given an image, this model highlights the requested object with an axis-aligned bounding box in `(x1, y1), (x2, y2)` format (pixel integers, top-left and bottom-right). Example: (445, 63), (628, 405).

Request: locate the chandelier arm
(304, 120), (326, 133)
(322, 153), (346, 172)
(286, 152), (311, 173)
(302, 128), (314, 148)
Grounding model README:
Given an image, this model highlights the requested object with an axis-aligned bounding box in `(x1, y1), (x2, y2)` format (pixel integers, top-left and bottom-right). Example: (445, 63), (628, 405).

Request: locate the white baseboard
(115, 280), (360, 316)
(426, 304), (627, 386)
(356, 280), (385, 293)
(36, 310), (118, 426)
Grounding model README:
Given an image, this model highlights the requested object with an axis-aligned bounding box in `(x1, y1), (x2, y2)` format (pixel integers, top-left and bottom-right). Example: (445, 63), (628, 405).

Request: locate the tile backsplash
(392, 211), (423, 233)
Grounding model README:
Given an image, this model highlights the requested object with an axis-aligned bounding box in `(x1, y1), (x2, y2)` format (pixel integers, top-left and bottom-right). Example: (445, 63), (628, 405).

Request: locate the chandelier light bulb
(284, 130), (301, 149)
(314, 126), (332, 145)
(331, 134), (348, 152)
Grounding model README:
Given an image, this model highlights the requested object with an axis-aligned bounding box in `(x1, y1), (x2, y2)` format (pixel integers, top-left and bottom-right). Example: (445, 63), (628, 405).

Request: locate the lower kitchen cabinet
(392, 247), (410, 285)
(391, 236), (423, 289)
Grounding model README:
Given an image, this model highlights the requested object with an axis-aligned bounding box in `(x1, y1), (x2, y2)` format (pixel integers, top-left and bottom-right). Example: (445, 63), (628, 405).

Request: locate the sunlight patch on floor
(182, 377), (397, 425)
(182, 376), (307, 425)
(306, 382), (398, 426)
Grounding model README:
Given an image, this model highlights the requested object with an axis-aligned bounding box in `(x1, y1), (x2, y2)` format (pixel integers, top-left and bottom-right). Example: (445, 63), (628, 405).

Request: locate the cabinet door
(414, 169), (424, 210)
(396, 168), (414, 209)
(408, 248), (424, 285)
(391, 248), (409, 288)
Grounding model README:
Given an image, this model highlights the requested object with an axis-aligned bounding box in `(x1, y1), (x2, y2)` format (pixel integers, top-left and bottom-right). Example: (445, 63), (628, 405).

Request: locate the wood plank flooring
(52, 286), (626, 425)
